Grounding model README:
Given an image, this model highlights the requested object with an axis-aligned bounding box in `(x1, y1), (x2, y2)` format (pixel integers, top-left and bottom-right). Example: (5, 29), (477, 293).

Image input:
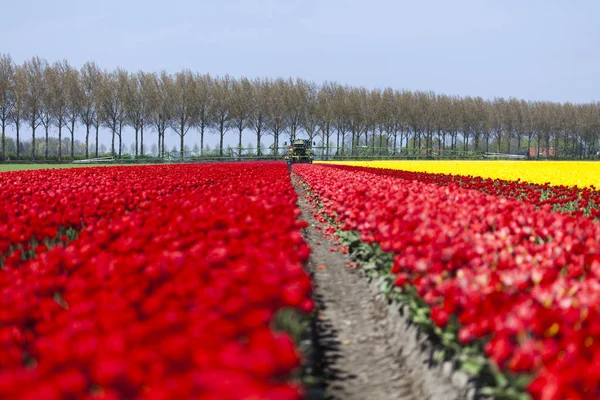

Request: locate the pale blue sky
(2, 0), (599, 150)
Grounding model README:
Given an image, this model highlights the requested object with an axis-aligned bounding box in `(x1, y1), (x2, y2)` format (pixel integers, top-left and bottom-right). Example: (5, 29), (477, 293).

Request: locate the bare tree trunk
(273, 129), (280, 155)
(200, 121), (205, 156)
(140, 125), (144, 155)
(371, 128), (376, 153)
(45, 125), (49, 159)
(85, 124), (90, 159)
(180, 129), (184, 160)
(111, 125), (115, 156)
(371, 127), (376, 152)
(219, 120), (225, 156)
(95, 124), (99, 157)
(369, 127), (375, 152)
(70, 120), (75, 158)
(31, 120), (36, 161)
(157, 129), (161, 157)
(118, 122), (122, 157)
(135, 126), (139, 157)
(426, 131), (431, 154)
(16, 122), (20, 159)
(256, 126), (262, 156)
(238, 127), (243, 158)
(58, 121), (63, 162)
(327, 126), (332, 160)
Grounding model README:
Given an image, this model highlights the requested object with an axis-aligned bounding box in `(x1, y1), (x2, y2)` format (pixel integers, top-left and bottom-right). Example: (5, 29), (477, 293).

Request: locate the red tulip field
(0, 164), (312, 399)
(2, 161), (600, 399)
(295, 163), (600, 400)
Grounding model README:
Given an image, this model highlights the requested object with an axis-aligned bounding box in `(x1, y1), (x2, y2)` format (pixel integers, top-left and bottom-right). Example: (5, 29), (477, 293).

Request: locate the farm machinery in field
(284, 139), (315, 169)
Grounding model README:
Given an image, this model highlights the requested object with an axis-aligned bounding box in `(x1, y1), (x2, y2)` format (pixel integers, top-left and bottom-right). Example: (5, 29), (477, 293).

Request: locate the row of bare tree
(1, 54), (599, 161)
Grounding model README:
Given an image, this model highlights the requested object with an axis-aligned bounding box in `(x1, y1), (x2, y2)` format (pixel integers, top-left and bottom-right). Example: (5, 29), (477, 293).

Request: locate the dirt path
(294, 175), (471, 400)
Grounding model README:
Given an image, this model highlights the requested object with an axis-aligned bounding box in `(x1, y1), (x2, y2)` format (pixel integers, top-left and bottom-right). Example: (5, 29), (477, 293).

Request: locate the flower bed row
(295, 164), (600, 400)
(0, 163), (313, 399)
(328, 164), (600, 219)
(0, 165), (243, 264)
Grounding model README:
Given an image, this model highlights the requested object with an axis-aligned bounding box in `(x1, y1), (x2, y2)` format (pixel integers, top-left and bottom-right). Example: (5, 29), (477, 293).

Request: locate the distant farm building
(529, 147), (555, 157)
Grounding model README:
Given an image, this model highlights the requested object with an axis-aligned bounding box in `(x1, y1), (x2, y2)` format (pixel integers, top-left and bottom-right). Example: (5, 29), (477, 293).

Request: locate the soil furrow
(295, 177), (421, 400)
(294, 174), (471, 400)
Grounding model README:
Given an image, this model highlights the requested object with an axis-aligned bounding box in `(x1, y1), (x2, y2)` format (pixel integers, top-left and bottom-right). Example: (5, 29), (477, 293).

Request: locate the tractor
(284, 139), (315, 170)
